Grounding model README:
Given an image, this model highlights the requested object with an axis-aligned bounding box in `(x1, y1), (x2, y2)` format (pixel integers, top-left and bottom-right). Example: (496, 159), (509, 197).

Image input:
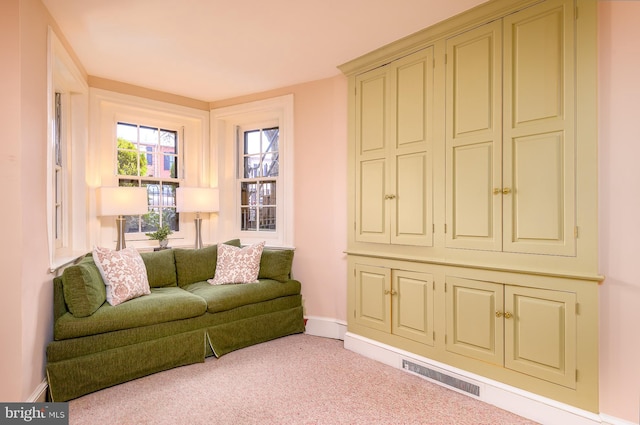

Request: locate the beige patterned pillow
(93, 246), (151, 306)
(208, 241), (265, 285)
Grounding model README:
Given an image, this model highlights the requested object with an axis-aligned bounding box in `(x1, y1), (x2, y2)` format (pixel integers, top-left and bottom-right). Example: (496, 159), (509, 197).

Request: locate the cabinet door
(502, 0), (576, 256)
(504, 285), (577, 388)
(392, 270), (434, 346)
(354, 264), (391, 332)
(389, 48), (434, 247)
(445, 276), (504, 365)
(355, 67), (390, 244)
(445, 21), (503, 251)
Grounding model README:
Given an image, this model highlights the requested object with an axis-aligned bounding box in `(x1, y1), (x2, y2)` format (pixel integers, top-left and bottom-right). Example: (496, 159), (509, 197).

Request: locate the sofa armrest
(53, 277), (69, 323)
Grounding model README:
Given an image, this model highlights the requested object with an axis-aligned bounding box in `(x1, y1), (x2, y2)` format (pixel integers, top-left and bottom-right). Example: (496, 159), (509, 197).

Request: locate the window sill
(50, 249), (88, 274)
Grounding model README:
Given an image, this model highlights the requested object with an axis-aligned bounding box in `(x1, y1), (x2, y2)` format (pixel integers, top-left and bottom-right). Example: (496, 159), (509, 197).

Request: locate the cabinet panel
(392, 270), (434, 346)
(394, 152), (429, 243)
(447, 142), (499, 248)
(502, 0), (575, 256)
(396, 59), (428, 146)
(446, 21), (502, 251)
(504, 285), (576, 388)
(357, 159), (387, 242)
(354, 264), (390, 332)
(357, 70), (387, 154)
(445, 276), (504, 365)
(510, 132), (564, 241)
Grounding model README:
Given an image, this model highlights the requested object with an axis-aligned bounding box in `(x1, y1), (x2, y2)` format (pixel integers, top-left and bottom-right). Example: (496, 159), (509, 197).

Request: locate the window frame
(211, 95), (294, 247)
(47, 28), (89, 272)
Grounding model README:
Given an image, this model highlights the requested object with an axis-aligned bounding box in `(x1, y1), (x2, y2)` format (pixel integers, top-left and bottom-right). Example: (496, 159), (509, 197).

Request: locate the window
(47, 28), (89, 272)
(116, 122), (180, 234)
(239, 126), (279, 232)
(211, 94), (294, 247)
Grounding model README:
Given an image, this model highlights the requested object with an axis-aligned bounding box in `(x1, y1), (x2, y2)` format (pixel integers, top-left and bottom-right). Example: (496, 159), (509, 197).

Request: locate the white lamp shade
(97, 187), (148, 216)
(176, 187), (219, 213)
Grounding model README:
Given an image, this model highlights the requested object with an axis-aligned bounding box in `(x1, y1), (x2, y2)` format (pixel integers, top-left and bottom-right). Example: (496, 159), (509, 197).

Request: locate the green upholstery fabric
(61, 256), (106, 318)
(54, 287), (207, 340)
(140, 249), (177, 288)
(258, 248), (294, 282)
(184, 279), (302, 313)
(47, 330), (206, 402)
(47, 295), (303, 362)
(173, 239), (241, 287)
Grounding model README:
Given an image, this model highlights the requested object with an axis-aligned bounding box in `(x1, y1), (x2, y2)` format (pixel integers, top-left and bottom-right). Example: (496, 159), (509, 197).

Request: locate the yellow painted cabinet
(354, 264), (434, 346)
(445, 275), (577, 388)
(445, 0), (576, 256)
(355, 47), (434, 247)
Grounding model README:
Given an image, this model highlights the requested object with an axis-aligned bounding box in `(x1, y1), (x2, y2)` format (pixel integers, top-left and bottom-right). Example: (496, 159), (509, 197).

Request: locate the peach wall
(0, 0), (25, 402)
(211, 76), (349, 322)
(598, 1), (640, 423)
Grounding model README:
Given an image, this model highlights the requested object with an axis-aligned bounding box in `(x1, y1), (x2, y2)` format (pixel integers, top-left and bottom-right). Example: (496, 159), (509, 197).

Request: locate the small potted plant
(144, 212), (173, 248)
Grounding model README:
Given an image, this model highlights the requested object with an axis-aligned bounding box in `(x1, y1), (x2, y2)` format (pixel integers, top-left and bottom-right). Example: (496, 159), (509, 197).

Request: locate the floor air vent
(402, 359), (480, 397)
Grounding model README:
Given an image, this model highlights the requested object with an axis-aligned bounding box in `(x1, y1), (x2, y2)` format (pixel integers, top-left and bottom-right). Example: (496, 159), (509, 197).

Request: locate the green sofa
(46, 240), (305, 401)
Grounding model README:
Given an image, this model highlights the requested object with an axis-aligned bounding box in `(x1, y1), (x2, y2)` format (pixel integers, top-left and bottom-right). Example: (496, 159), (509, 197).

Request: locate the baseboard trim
(27, 379), (48, 403)
(600, 414), (640, 425)
(304, 316), (347, 340)
(344, 332), (604, 425)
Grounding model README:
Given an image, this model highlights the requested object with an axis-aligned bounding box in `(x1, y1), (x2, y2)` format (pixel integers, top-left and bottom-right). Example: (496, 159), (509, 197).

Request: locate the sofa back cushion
(258, 248), (295, 282)
(139, 249), (177, 288)
(174, 239), (241, 287)
(61, 256), (107, 318)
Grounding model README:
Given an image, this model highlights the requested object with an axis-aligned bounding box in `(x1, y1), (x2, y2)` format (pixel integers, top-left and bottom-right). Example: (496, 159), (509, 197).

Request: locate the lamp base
(194, 216), (203, 249)
(116, 215), (127, 251)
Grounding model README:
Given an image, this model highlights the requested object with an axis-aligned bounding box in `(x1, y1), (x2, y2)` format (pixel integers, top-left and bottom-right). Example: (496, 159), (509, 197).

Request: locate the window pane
(241, 182), (257, 206)
(241, 207), (257, 231)
(262, 128), (279, 153)
(244, 155), (261, 178)
(244, 130), (261, 155)
(163, 155), (177, 178)
(162, 183), (178, 207)
(117, 122), (137, 143)
(259, 207), (277, 231)
(160, 129), (177, 154)
(260, 181), (276, 206)
(162, 207), (179, 231)
(262, 153), (279, 177)
(117, 140), (141, 176)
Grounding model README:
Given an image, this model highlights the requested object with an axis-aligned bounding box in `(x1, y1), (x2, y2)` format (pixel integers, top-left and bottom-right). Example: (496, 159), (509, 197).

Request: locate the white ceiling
(42, 0), (487, 102)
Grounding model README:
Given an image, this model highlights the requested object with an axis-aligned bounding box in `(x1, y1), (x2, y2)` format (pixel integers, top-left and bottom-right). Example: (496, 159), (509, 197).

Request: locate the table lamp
(176, 187), (219, 249)
(97, 186), (148, 250)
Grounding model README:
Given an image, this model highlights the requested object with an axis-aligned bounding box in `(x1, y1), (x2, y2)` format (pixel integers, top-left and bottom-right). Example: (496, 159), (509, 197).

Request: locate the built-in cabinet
(342, 0), (599, 413)
(355, 48), (434, 247)
(354, 263), (434, 346)
(445, 275), (576, 389)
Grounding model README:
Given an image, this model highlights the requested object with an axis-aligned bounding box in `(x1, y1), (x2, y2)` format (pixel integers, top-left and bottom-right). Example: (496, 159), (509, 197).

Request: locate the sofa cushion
(174, 239), (241, 287)
(61, 256), (107, 318)
(54, 287), (208, 340)
(258, 248), (295, 282)
(209, 241), (265, 285)
(184, 279), (302, 314)
(140, 249), (177, 288)
(93, 246), (151, 306)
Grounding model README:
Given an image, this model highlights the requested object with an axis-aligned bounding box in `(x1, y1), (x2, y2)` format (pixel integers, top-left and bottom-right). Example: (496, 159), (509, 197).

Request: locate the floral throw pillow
(93, 246), (151, 306)
(208, 241), (265, 285)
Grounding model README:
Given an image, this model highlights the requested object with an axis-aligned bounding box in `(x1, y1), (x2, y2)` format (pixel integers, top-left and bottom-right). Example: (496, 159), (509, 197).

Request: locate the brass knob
(384, 194), (396, 200)
(493, 188), (501, 195)
(502, 188), (512, 195)
(504, 312), (513, 319)
(495, 311), (503, 318)
(384, 289), (390, 294)
(390, 289), (398, 296)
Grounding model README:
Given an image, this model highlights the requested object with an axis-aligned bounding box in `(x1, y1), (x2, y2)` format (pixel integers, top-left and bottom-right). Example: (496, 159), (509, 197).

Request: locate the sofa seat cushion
(54, 287), (207, 340)
(184, 279), (302, 314)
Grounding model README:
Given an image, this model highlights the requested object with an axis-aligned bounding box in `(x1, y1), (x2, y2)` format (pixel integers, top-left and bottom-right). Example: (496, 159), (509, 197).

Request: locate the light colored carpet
(69, 334), (538, 424)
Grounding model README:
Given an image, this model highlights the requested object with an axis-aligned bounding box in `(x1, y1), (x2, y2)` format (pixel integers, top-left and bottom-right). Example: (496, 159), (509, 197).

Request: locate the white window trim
(90, 89), (210, 250)
(47, 28), (89, 272)
(211, 95), (294, 248)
